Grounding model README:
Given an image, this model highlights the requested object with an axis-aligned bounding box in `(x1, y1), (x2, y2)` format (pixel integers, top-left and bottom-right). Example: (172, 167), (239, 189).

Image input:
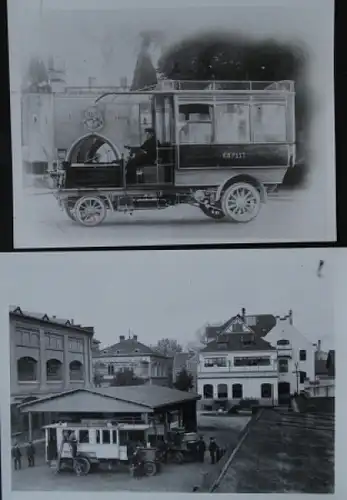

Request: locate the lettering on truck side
(222, 152), (246, 160)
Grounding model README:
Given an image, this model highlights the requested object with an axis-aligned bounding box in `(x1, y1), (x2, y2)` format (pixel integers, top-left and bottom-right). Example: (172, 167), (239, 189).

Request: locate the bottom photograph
(2, 249), (335, 494)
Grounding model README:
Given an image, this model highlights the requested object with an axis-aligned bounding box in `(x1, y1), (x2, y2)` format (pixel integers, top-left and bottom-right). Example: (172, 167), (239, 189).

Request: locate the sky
(0, 249), (334, 351)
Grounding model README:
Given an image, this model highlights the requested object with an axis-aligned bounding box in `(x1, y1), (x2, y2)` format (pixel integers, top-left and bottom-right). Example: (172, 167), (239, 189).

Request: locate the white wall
(197, 375), (278, 403)
(198, 350), (277, 374)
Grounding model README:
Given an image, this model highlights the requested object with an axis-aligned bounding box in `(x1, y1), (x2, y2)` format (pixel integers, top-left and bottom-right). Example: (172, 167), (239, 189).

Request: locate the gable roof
(9, 306), (94, 334)
(205, 314), (276, 340)
(201, 333), (275, 353)
(19, 386), (200, 413)
(95, 338), (164, 358)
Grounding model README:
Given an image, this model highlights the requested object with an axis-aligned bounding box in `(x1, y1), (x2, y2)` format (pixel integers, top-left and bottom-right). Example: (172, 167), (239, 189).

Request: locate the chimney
(70, 319), (74, 325)
(133, 334), (138, 341)
(288, 309), (293, 325)
(241, 308), (246, 320)
(317, 340), (321, 353)
(119, 335), (125, 341)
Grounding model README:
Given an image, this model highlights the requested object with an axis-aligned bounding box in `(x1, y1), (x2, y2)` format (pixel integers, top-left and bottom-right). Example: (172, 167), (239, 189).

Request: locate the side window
(299, 350), (307, 361)
(96, 430), (100, 444)
(215, 104), (250, 144)
(252, 104), (287, 142)
(102, 430), (111, 444)
(178, 104), (213, 145)
(112, 430), (118, 444)
(119, 431), (128, 446)
(79, 430), (89, 443)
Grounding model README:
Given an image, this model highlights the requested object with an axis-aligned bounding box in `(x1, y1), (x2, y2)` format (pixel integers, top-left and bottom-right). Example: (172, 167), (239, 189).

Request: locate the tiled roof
(206, 314), (276, 339)
(96, 338), (165, 358)
(201, 333), (275, 353)
(9, 306), (94, 334)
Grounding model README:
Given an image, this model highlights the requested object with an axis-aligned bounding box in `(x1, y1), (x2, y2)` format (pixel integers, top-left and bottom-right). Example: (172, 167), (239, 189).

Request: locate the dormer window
(277, 339), (290, 346)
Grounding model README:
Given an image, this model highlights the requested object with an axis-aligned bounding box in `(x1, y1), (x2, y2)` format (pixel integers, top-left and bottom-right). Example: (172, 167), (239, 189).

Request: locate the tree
(110, 368), (145, 386)
(158, 32), (309, 186)
(25, 57), (51, 93)
(174, 368), (194, 392)
(131, 32), (158, 91)
(152, 338), (183, 357)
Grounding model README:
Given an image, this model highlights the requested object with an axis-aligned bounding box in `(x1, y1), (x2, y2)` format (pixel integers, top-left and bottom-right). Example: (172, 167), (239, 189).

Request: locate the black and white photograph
(0, 249), (336, 494)
(8, 0), (335, 248)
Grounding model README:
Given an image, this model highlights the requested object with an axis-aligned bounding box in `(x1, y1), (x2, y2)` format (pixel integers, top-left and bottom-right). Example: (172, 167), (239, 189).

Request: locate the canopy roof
(19, 386), (200, 414)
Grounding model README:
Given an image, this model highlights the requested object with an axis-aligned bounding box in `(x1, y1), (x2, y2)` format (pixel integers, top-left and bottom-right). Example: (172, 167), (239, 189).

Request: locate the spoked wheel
(143, 461), (157, 477)
(63, 198), (78, 222)
(74, 196), (107, 227)
(73, 457), (91, 476)
(200, 204), (225, 220)
(221, 182), (261, 222)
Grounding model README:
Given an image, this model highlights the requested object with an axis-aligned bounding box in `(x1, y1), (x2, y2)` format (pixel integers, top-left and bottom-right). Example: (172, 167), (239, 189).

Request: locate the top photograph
(8, 0), (336, 248)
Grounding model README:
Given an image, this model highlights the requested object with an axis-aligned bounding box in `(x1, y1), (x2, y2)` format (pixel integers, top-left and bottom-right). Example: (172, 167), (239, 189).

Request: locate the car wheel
(221, 182), (261, 222)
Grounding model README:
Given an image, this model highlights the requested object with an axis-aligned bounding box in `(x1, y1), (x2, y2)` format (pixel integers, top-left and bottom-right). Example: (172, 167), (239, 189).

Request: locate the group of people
(12, 441), (36, 470)
(196, 436), (221, 464)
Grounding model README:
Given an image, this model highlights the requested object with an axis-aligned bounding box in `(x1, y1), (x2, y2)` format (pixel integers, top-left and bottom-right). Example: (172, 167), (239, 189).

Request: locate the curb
(209, 408), (264, 492)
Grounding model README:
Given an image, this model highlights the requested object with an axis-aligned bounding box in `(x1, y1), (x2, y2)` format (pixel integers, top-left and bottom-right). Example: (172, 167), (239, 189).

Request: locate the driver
(126, 127), (158, 183)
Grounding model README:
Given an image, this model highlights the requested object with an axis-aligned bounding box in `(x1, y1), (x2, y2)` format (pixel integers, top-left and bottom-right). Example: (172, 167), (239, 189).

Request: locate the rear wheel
(221, 182), (261, 222)
(73, 457), (91, 476)
(63, 199), (78, 222)
(143, 461), (157, 477)
(74, 196), (107, 227)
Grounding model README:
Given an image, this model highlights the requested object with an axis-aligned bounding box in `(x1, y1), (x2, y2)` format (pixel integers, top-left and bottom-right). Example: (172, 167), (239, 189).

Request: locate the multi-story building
(93, 334), (172, 387)
(263, 311), (316, 401)
(197, 309), (317, 408)
(198, 315), (278, 409)
(10, 306), (95, 437)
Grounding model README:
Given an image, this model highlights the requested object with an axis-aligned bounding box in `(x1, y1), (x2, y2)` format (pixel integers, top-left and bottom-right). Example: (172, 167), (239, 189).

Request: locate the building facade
(197, 310), (317, 408)
(10, 306), (94, 402)
(93, 334), (172, 387)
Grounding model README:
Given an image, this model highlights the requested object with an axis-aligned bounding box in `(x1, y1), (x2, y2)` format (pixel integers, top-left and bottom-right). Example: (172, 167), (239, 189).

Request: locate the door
(278, 382), (291, 405)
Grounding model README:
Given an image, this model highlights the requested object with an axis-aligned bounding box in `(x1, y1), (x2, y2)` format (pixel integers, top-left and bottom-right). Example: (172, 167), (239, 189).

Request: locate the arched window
(217, 383), (228, 399)
(46, 359), (62, 381)
(232, 383), (243, 399)
(69, 360), (84, 381)
(17, 357), (38, 381)
(261, 383), (272, 398)
(203, 384), (213, 399)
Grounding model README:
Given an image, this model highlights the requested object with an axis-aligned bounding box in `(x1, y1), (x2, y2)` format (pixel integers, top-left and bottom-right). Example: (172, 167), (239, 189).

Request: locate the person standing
(69, 431), (78, 458)
(12, 443), (22, 470)
(208, 437), (218, 465)
(26, 441), (36, 467)
(197, 436), (206, 463)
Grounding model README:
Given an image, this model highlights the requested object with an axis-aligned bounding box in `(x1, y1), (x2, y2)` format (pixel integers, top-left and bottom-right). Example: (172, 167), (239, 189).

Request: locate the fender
(215, 174), (267, 203)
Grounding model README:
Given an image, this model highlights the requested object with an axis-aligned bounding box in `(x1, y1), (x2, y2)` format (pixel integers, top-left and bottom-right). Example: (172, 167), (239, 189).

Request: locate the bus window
(119, 431), (128, 446)
(102, 430), (111, 444)
(215, 104), (250, 144)
(79, 430), (89, 443)
(178, 104), (213, 145)
(96, 430), (100, 444)
(252, 104), (287, 143)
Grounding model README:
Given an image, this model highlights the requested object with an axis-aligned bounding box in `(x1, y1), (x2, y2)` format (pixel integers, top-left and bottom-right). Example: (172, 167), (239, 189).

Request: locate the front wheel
(143, 461), (157, 477)
(221, 182), (261, 222)
(200, 204), (225, 220)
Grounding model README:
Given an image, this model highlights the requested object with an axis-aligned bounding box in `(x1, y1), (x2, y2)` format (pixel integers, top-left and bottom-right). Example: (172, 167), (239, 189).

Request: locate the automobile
(44, 421), (160, 477)
(50, 78), (296, 227)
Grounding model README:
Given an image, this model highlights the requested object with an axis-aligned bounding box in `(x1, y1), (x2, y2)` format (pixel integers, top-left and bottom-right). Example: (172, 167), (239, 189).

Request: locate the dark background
(0, 0), (345, 252)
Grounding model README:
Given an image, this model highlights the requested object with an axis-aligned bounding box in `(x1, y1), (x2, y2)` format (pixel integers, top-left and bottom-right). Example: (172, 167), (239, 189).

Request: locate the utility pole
(292, 361), (300, 394)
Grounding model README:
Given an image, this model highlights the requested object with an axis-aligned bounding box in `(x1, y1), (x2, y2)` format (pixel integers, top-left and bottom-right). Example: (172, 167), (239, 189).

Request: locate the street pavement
(13, 185), (334, 248)
(11, 415), (250, 492)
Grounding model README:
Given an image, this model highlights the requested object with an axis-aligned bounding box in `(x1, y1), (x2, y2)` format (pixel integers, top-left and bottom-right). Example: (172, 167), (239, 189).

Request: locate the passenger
(69, 431), (78, 458)
(12, 442), (22, 470)
(208, 437), (218, 465)
(126, 128), (158, 183)
(197, 436), (206, 463)
(26, 441), (36, 467)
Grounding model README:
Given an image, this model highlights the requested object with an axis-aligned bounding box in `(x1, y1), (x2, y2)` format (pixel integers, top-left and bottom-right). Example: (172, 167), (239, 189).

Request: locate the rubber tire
(143, 461), (157, 477)
(63, 199), (77, 222)
(74, 196), (107, 227)
(73, 457), (91, 476)
(221, 182), (261, 222)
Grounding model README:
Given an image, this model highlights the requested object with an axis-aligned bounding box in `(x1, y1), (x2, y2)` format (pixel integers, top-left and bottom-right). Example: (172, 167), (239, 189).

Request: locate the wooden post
(28, 412), (33, 441)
